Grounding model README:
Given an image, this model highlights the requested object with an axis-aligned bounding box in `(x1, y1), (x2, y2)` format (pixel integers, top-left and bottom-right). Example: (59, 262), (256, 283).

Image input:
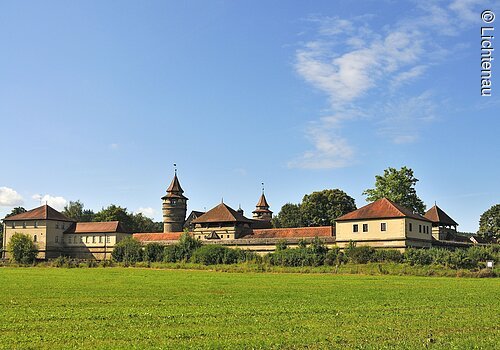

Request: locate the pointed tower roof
(336, 198), (431, 222)
(162, 173), (188, 200)
(3, 204), (75, 222)
(424, 205), (458, 226)
(192, 203), (253, 224)
(256, 193), (270, 208)
(253, 193), (273, 214)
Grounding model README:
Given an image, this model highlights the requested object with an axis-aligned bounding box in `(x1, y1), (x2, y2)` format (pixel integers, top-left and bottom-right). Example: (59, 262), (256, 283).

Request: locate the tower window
(171, 199), (177, 206)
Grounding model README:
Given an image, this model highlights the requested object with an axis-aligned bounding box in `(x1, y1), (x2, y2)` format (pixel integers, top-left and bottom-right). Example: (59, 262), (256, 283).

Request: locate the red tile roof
(192, 203), (253, 224)
(336, 198), (431, 222)
(133, 232), (183, 242)
(3, 205), (75, 222)
(250, 226), (334, 239)
(424, 205), (458, 226)
(64, 221), (128, 234)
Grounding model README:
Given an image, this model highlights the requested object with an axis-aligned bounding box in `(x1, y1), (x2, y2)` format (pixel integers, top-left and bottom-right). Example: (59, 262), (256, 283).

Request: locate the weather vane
(262, 182), (265, 194)
(174, 163), (177, 175)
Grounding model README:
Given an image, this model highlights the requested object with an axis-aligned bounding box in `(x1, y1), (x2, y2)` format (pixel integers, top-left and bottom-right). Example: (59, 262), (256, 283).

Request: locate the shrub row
(112, 233), (258, 265)
(266, 240), (498, 270)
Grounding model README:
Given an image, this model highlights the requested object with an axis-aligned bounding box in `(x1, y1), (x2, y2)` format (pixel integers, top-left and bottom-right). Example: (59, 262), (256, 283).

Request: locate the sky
(0, 0), (499, 233)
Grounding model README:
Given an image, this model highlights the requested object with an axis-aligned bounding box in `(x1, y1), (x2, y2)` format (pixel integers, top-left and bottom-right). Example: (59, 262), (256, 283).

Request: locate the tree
(301, 189), (356, 226)
(62, 200), (95, 222)
(7, 233), (37, 264)
(5, 207), (27, 218)
(363, 166), (426, 215)
(478, 204), (500, 240)
(131, 213), (162, 233)
(111, 237), (143, 263)
(272, 203), (304, 228)
(94, 205), (135, 232)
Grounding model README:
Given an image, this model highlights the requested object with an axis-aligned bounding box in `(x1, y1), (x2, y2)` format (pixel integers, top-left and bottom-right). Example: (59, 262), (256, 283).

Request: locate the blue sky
(0, 0), (498, 232)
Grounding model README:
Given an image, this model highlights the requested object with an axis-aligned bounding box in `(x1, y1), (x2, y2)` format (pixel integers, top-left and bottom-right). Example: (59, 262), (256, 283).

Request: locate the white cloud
(110, 143), (119, 150)
(0, 187), (24, 206)
(135, 207), (156, 219)
(291, 1), (487, 168)
(33, 194), (68, 211)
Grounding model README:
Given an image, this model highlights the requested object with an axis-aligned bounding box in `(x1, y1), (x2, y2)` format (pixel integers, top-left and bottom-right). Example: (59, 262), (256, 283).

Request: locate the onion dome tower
(252, 183), (272, 221)
(162, 166), (188, 233)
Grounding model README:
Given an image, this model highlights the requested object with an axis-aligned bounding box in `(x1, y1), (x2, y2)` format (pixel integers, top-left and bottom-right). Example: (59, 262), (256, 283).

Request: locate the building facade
(2, 205), (131, 260)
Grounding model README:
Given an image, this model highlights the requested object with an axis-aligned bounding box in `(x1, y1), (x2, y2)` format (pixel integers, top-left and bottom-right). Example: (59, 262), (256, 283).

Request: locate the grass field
(0, 268), (498, 349)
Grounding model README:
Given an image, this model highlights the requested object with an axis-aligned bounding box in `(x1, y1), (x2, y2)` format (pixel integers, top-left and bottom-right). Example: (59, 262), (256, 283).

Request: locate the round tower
(252, 183), (272, 221)
(162, 169), (188, 233)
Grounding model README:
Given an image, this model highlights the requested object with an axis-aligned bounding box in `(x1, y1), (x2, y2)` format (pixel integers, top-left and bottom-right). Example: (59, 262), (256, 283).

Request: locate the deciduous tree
(8, 233), (37, 264)
(63, 200), (95, 222)
(478, 204), (500, 240)
(301, 189), (356, 226)
(363, 166), (426, 215)
(272, 203), (303, 228)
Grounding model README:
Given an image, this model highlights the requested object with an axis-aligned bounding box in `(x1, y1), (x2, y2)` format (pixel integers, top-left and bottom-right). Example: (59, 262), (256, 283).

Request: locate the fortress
(2, 172), (475, 260)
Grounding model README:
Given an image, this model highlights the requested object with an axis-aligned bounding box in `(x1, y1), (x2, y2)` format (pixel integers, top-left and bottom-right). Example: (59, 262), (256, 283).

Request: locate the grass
(0, 267), (498, 349)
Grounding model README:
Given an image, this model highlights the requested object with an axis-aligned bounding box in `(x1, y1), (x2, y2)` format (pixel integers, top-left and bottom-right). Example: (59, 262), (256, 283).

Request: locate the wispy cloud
(0, 187), (24, 206)
(289, 1), (488, 169)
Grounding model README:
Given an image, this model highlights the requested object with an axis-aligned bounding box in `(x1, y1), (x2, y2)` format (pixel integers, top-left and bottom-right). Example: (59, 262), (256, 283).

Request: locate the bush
(404, 248), (433, 266)
(163, 244), (182, 263)
(7, 233), (38, 264)
(191, 245), (238, 265)
(373, 249), (403, 263)
(176, 233), (202, 261)
(324, 247), (345, 266)
(345, 245), (376, 264)
(143, 243), (165, 262)
(112, 237), (143, 263)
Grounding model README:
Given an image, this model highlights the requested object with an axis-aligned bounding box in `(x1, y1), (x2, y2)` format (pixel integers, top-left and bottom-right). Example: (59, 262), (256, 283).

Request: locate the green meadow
(0, 268), (498, 349)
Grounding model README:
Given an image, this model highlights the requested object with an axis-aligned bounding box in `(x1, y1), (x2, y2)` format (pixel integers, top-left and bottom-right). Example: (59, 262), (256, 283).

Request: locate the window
(106, 236), (111, 243)
(55, 236), (59, 243)
(34, 221), (38, 228)
(99, 236), (103, 243)
(34, 235), (37, 242)
(171, 199), (177, 206)
(381, 223), (387, 231)
(23, 222), (26, 228)
(409, 223), (413, 231)
(56, 222), (59, 229)
(86, 236), (90, 243)
(62, 223), (65, 229)
(363, 224), (368, 232)
(227, 235), (230, 239)
(11, 222), (15, 228)
(419, 225), (422, 233)
(80, 236), (83, 243)
(353, 224), (358, 233)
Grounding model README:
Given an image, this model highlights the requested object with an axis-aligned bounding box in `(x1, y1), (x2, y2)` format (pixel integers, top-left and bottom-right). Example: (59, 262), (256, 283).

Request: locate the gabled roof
(3, 205), (76, 222)
(162, 174), (188, 200)
(424, 205), (458, 226)
(192, 203), (253, 224)
(64, 221), (129, 234)
(336, 198), (431, 222)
